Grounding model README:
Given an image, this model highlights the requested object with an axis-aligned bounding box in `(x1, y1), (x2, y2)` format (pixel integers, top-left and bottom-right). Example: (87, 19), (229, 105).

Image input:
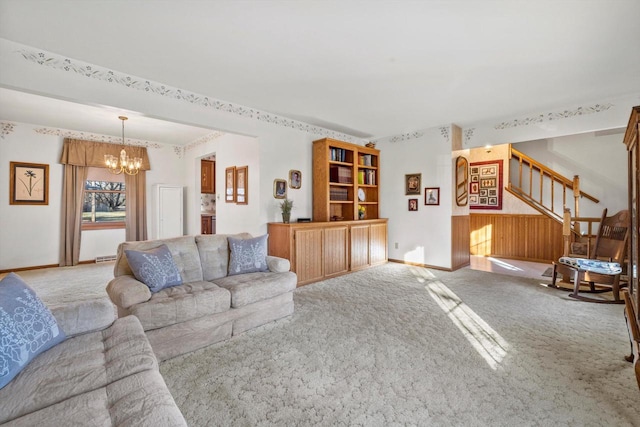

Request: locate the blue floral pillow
(0, 273), (66, 389)
(125, 244), (183, 293)
(228, 234), (269, 276)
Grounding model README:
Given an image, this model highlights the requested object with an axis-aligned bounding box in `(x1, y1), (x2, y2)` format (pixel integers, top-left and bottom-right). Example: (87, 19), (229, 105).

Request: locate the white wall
(379, 127), (453, 269)
(513, 131), (627, 217)
(0, 121), (185, 269)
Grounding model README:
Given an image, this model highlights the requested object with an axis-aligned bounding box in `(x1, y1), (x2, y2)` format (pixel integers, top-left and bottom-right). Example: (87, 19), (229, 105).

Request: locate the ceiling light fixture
(104, 116), (141, 175)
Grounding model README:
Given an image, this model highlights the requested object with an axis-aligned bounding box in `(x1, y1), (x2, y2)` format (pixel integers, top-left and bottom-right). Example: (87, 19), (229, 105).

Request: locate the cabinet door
(201, 160), (215, 193)
(370, 222), (388, 266)
(350, 224), (370, 271)
(324, 226), (349, 277)
(294, 228), (324, 285)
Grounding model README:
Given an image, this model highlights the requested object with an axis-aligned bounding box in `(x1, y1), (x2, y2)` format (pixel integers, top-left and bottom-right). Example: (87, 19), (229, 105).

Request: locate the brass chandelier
(104, 116), (142, 175)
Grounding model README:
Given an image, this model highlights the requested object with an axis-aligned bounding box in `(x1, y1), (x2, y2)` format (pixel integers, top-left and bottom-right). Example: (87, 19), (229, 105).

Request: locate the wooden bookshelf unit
(313, 138), (380, 222)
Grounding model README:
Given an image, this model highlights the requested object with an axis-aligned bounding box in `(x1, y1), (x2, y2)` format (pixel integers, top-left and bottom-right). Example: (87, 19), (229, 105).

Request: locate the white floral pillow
(228, 234), (269, 276)
(125, 244), (183, 292)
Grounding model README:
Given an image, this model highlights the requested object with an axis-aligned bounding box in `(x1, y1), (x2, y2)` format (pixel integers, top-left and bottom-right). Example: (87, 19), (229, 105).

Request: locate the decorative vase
(358, 211), (365, 220)
(282, 212), (290, 223)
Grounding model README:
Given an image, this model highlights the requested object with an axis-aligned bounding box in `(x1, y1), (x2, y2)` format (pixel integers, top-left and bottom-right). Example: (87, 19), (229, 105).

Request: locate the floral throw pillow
(0, 273), (66, 389)
(125, 244), (183, 293)
(228, 234), (269, 276)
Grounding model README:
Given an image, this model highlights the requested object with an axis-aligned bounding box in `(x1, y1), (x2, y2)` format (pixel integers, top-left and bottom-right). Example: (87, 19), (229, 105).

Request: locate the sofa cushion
(129, 281), (231, 331)
(0, 273), (66, 390)
(0, 315), (156, 424)
(213, 271), (297, 308)
(125, 244), (183, 293)
(228, 234), (269, 276)
(195, 234), (232, 281)
(115, 236), (204, 283)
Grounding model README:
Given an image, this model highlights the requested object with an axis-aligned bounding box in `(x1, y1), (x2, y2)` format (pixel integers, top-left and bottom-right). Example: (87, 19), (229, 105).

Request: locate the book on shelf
(330, 165), (352, 184)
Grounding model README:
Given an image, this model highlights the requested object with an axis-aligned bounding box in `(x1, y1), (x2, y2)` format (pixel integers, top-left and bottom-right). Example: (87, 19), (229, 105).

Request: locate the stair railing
(507, 145), (599, 223)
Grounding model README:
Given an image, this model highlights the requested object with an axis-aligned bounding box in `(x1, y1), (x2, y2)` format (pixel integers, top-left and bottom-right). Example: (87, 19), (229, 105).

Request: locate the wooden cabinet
(313, 138), (380, 222)
(268, 219), (387, 286)
(201, 215), (215, 235)
(201, 160), (215, 194)
(623, 105), (640, 388)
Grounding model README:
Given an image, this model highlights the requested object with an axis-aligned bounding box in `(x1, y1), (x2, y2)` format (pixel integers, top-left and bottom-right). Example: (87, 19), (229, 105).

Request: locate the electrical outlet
(394, 242), (399, 249)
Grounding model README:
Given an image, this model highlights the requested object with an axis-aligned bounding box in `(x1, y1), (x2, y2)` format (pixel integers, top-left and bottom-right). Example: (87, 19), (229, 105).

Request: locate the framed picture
(289, 169), (301, 189)
(10, 161), (49, 205)
(408, 198), (418, 211)
(235, 165), (248, 204)
(274, 179), (287, 199)
(425, 187), (440, 205)
(225, 166), (236, 203)
(405, 173), (421, 195)
(470, 160), (503, 210)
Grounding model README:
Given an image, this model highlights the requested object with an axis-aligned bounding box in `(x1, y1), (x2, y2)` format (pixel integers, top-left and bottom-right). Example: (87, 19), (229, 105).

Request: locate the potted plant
(280, 198), (293, 223)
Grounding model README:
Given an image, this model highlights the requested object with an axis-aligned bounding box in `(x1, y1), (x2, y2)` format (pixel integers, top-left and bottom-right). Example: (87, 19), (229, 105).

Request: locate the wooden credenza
(268, 219), (388, 286)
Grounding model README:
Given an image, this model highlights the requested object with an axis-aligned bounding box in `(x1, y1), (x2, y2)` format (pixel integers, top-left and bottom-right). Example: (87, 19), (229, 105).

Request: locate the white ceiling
(1, 0), (639, 143)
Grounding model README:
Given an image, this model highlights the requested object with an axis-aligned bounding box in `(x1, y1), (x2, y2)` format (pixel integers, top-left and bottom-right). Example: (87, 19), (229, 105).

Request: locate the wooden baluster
(573, 175), (580, 217)
(563, 208), (572, 256)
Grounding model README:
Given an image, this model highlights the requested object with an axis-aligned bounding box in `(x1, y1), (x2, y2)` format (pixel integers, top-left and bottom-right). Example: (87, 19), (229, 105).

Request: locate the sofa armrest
(266, 255), (291, 273)
(106, 275), (152, 309)
(50, 298), (116, 338)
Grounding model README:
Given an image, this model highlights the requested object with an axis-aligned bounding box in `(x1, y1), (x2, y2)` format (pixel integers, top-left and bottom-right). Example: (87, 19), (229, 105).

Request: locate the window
(82, 168), (126, 230)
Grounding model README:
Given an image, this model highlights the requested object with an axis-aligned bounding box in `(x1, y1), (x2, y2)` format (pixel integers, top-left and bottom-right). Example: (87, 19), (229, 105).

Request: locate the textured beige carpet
(159, 263), (639, 426)
(6, 262), (639, 425)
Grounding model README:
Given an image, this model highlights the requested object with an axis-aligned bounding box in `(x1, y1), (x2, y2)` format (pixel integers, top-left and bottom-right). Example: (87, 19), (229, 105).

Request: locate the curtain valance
(60, 138), (151, 171)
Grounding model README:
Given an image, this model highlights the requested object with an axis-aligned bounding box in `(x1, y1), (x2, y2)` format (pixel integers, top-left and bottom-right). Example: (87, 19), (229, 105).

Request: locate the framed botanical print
(10, 161), (49, 205)
(225, 166), (236, 203)
(469, 160), (503, 210)
(235, 165), (248, 204)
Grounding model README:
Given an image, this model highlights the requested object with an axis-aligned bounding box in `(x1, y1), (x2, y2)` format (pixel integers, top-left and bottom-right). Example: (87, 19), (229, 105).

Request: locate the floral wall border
(1, 121), (16, 139)
(463, 128), (475, 145)
(17, 47), (365, 145)
(493, 103), (614, 130)
(34, 127), (162, 148)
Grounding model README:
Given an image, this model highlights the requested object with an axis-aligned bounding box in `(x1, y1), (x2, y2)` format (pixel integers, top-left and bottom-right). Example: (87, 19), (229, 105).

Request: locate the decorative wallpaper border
(493, 103), (614, 130)
(33, 127), (162, 148)
(386, 131), (424, 143)
(1, 121), (16, 139)
(463, 128), (475, 145)
(17, 47), (365, 144)
(439, 126), (450, 143)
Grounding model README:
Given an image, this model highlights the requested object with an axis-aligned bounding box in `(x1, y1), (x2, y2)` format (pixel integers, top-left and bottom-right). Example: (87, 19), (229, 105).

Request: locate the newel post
(573, 175), (580, 217)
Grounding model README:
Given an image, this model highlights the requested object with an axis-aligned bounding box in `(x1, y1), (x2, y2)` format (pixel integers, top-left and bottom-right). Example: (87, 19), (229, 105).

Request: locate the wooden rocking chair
(550, 209), (630, 303)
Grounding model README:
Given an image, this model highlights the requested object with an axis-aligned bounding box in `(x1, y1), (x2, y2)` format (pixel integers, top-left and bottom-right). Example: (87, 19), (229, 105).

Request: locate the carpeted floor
(159, 263), (639, 426)
(6, 262), (639, 425)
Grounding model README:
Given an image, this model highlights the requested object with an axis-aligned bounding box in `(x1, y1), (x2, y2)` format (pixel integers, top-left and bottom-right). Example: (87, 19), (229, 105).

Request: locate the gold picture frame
(225, 166), (236, 203)
(289, 169), (301, 189)
(235, 165), (248, 205)
(10, 161), (49, 205)
(405, 173), (421, 195)
(273, 179), (287, 199)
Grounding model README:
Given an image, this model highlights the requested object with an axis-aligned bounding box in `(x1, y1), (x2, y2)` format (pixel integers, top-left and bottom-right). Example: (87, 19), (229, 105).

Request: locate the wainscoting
(470, 213), (563, 263)
(451, 215), (470, 270)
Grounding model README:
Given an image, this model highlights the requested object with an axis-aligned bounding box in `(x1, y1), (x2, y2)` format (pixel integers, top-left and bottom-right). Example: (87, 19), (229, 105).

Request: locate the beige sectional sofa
(0, 298), (187, 426)
(106, 233), (297, 361)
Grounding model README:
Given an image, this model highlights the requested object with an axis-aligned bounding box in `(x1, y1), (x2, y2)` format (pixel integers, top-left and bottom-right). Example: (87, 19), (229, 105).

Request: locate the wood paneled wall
(451, 215), (470, 270)
(470, 213), (563, 263)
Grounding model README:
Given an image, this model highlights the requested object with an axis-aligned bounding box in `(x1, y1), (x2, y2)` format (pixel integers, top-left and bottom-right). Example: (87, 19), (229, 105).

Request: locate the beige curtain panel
(60, 138), (151, 170)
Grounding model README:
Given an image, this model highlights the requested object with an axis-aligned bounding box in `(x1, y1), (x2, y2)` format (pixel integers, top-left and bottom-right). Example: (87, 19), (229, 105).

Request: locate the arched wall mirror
(455, 156), (469, 206)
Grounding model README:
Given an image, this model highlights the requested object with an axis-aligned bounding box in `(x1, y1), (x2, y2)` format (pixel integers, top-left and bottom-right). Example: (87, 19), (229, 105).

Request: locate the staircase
(506, 145), (603, 258)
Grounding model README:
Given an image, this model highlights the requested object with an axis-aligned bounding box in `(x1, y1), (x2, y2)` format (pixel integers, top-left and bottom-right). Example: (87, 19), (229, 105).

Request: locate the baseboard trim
(0, 259), (96, 274)
(388, 259), (453, 272)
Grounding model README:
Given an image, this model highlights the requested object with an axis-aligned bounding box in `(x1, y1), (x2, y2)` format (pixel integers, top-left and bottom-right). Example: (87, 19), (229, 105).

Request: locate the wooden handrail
(510, 147), (599, 203)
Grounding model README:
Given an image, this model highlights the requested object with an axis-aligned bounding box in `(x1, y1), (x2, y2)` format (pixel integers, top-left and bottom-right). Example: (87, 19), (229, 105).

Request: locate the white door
(157, 185), (183, 238)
